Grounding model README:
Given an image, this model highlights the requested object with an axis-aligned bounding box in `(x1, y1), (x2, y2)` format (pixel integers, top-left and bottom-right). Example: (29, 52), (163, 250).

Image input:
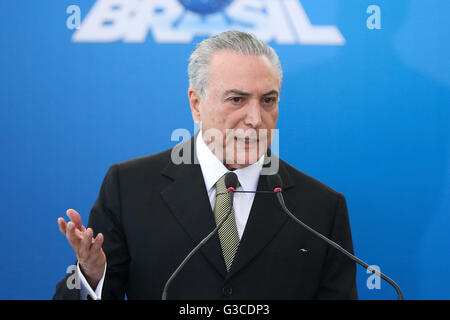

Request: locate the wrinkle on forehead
(205, 50), (280, 96)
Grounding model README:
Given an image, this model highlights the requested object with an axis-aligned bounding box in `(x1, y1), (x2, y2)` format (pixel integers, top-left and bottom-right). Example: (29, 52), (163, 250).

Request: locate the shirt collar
(196, 131), (264, 194)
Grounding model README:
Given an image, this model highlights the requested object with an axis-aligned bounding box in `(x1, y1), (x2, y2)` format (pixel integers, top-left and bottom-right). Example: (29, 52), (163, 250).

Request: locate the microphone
(267, 174), (404, 300)
(161, 172), (239, 300)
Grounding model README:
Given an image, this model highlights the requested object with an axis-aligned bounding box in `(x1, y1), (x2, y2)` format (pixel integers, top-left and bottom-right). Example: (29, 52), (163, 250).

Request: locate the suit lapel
(159, 136), (296, 280)
(227, 162), (296, 279)
(160, 137), (227, 278)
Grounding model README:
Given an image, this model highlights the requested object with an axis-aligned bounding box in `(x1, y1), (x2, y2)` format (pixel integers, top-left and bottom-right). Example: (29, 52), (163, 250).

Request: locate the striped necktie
(214, 173), (240, 272)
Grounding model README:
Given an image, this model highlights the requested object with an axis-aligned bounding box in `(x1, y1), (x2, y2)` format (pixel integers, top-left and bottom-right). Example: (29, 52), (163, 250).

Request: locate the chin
(224, 148), (263, 168)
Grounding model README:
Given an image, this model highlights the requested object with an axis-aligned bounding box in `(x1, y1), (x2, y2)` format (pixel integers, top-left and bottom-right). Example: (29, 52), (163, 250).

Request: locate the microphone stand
(162, 181), (404, 300)
(274, 189), (404, 300)
(161, 188), (236, 300)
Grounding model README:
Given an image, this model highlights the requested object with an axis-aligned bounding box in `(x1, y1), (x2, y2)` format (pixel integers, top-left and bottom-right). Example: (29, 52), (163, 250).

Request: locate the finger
(78, 228), (94, 261)
(91, 233), (104, 253)
(66, 209), (86, 232)
(66, 221), (83, 249)
(67, 209), (86, 231)
(67, 221), (83, 238)
(57, 217), (67, 235)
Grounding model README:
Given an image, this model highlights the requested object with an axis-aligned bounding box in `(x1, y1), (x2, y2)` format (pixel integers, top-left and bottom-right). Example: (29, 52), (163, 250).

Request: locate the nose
(244, 100), (262, 128)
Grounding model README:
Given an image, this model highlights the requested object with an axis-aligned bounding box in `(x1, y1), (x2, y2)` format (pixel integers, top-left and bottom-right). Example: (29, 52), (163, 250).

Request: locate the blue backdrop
(0, 0), (449, 300)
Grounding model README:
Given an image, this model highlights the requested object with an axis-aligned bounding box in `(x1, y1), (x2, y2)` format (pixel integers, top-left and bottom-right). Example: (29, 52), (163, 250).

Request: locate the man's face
(189, 50), (280, 169)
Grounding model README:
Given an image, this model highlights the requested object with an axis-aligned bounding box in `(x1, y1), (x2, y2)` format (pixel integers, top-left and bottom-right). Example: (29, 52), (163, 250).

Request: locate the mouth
(234, 136), (259, 148)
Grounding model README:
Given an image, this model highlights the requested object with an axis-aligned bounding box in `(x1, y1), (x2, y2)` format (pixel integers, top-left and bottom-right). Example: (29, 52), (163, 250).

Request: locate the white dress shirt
(77, 261), (106, 300)
(78, 132), (264, 299)
(195, 132), (264, 239)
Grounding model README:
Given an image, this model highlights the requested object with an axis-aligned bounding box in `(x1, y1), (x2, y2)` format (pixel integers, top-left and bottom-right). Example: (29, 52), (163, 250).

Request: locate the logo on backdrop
(71, 0), (345, 45)
(177, 0), (234, 15)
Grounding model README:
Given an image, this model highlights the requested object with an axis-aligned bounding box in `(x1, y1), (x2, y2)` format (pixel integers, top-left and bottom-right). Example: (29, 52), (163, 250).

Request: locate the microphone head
(267, 174), (283, 192)
(225, 172), (239, 191)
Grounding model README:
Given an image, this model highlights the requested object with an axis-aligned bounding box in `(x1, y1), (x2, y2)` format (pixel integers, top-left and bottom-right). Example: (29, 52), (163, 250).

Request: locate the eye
(262, 97), (277, 105)
(229, 96), (244, 104)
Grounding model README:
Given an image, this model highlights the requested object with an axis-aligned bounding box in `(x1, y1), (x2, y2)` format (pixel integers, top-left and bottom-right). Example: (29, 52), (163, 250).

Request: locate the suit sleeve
(53, 165), (130, 300)
(315, 193), (358, 299)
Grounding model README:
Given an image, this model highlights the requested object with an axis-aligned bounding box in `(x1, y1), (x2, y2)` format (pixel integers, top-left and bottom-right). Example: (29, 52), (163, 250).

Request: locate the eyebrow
(222, 89), (279, 99)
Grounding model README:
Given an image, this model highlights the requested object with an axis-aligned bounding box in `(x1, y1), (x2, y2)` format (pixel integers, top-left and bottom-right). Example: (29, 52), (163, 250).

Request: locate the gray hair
(188, 30), (283, 97)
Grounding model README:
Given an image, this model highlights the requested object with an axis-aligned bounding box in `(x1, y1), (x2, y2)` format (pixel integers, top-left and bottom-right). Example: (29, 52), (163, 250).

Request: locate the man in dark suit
(54, 31), (357, 300)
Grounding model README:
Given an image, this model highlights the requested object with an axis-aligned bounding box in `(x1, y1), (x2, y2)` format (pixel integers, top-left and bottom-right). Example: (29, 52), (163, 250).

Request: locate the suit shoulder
(279, 158), (344, 200)
(111, 147), (173, 175)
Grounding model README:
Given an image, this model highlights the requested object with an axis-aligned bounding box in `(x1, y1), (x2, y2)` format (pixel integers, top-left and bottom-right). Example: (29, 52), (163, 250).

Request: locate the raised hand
(57, 209), (106, 289)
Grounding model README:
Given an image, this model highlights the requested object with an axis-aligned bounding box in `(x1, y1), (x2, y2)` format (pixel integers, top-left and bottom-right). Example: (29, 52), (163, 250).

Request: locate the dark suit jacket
(54, 137), (357, 300)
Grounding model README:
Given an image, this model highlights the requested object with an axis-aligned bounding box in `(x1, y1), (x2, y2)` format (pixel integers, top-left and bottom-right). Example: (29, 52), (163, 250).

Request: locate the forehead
(207, 50), (280, 93)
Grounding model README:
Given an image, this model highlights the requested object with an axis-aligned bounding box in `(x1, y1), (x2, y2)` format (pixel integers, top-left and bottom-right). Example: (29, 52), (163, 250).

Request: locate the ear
(188, 88), (202, 124)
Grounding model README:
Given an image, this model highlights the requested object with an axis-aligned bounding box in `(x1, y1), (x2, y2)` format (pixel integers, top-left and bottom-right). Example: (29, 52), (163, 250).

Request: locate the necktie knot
(215, 173), (240, 195)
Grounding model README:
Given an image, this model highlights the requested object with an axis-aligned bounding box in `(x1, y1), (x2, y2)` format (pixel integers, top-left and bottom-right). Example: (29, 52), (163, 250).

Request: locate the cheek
(199, 96), (228, 127)
(262, 108), (279, 128)
(220, 108), (242, 129)
(199, 102), (219, 127)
